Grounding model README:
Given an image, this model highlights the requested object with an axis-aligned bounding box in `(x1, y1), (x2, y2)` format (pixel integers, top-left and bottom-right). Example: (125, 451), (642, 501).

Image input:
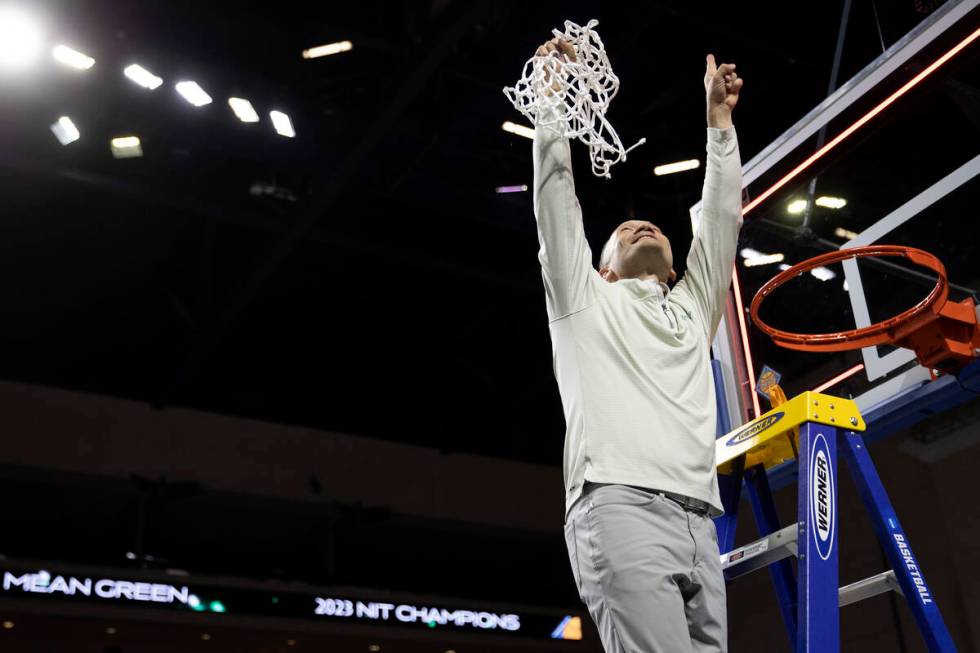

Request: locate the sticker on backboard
(756, 365), (782, 401)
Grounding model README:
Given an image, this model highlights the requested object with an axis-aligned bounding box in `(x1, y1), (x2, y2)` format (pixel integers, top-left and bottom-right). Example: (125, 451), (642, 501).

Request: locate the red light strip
(731, 266), (761, 418)
(742, 25), (980, 217)
(728, 27), (978, 422)
(812, 363), (866, 393)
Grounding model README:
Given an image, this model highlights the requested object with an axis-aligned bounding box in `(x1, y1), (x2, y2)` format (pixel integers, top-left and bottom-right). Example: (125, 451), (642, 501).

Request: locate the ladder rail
(839, 431), (957, 652)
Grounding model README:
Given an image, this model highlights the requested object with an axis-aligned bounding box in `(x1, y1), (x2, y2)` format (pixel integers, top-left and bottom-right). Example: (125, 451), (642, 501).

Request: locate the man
(532, 37), (744, 653)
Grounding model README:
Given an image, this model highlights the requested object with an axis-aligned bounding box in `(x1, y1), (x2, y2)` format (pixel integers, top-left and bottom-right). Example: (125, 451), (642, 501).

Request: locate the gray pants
(564, 483), (727, 653)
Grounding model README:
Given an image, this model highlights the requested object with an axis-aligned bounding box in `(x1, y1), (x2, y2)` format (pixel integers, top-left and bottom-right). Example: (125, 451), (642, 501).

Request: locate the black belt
(617, 484), (711, 515)
(657, 489), (711, 515)
(585, 482), (711, 515)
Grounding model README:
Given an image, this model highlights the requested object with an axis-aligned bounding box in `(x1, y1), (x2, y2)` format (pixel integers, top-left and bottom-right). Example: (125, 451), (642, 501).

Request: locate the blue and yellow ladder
(713, 389), (957, 652)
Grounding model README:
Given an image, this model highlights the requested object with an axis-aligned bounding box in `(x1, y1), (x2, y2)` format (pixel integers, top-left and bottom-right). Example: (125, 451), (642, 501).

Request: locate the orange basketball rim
(749, 245), (980, 374)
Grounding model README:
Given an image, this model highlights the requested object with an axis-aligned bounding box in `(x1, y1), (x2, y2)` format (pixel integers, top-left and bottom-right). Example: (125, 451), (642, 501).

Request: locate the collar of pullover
(642, 277), (670, 299)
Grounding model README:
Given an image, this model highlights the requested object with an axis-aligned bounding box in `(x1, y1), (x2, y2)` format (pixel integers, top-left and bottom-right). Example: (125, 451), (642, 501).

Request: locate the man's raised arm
(676, 54), (745, 340)
(532, 38), (596, 321)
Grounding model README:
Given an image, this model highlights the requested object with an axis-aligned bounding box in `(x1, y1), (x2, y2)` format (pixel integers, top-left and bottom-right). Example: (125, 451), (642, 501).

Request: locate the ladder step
(721, 524), (797, 580)
(721, 527), (906, 609)
(838, 570), (903, 607)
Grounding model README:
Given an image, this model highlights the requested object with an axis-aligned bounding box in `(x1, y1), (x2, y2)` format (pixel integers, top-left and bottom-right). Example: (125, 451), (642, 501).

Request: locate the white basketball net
(503, 19), (644, 179)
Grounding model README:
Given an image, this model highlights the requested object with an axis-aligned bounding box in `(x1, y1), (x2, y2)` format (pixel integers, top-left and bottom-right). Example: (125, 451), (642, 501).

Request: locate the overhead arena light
(269, 110), (295, 138)
(124, 63), (163, 90)
(502, 121), (534, 140)
(834, 226), (858, 240)
(743, 252), (785, 267)
(110, 136), (143, 159)
(495, 185), (528, 193)
(176, 81), (212, 106)
(228, 97), (259, 123)
(249, 182), (296, 202)
(814, 195), (847, 209)
(52, 45), (94, 70)
(0, 8), (42, 69)
(787, 199), (808, 215)
(774, 259), (836, 281)
(810, 266), (836, 281)
(816, 195), (847, 209)
(740, 248), (784, 267)
(49, 116), (80, 145)
(653, 158), (699, 176)
(302, 40), (353, 59)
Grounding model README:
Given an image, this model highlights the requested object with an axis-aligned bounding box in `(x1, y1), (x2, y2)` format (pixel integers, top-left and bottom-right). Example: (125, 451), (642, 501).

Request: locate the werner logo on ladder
(809, 435), (833, 562)
(714, 245), (977, 652)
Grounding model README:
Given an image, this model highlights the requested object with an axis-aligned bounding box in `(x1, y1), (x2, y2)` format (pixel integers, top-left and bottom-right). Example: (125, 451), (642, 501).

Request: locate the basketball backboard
(699, 0), (980, 428)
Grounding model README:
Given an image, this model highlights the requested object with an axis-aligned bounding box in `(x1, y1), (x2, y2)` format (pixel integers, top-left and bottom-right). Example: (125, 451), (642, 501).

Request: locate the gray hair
(598, 228), (618, 271)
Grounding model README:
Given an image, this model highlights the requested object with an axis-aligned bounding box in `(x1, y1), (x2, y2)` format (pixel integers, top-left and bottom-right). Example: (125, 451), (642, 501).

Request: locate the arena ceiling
(0, 0), (973, 467)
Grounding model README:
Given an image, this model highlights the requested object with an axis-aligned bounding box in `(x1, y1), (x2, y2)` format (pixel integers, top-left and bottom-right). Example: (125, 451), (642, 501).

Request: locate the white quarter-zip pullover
(533, 122), (743, 518)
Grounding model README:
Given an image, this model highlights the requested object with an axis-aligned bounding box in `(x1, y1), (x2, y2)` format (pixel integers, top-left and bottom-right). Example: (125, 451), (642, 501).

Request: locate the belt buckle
(659, 490), (707, 515)
(675, 492), (705, 514)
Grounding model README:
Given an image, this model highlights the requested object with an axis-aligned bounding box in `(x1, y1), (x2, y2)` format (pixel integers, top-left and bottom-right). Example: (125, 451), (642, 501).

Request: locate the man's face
(602, 220), (676, 283)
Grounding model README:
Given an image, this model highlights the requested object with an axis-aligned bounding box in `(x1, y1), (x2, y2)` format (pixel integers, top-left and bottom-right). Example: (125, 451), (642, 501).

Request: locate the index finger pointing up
(706, 53), (717, 74)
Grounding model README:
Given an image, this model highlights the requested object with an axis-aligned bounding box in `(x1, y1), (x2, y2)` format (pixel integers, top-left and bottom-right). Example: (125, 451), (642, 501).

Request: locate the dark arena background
(1, 1), (979, 652)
